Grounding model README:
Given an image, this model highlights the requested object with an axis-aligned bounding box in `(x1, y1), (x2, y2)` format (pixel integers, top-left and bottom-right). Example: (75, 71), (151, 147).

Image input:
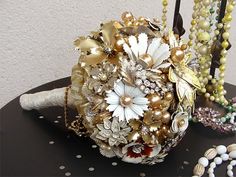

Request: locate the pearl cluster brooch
(193, 144), (236, 177)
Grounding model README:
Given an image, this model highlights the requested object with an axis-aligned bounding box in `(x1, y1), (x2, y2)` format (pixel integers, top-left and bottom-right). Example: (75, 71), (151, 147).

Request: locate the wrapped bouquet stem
(20, 87), (74, 110)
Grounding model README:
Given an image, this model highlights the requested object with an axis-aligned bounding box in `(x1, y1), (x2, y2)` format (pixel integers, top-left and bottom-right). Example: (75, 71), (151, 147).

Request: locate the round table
(1, 78), (235, 177)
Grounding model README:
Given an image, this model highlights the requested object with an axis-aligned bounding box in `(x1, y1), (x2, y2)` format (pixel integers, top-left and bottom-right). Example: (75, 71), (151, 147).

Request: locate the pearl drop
(221, 153), (229, 161)
(198, 157), (209, 167)
(227, 170), (233, 177)
(216, 145), (227, 154)
(214, 157), (222, 165)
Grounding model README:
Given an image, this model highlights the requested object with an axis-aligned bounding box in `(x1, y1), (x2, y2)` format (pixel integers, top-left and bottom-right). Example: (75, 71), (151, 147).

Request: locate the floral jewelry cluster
(70, 12), (201, 164)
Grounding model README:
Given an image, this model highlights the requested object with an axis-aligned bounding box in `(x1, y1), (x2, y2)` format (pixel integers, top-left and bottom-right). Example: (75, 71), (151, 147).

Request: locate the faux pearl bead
(227, 170), (233, 177)
(214, 157), (222, 165)
(210, 162), (216, 168)
(199, 20), (210, 30)
(221, 154), (229, 161)
(216, 145), (227, 155)
(209, 173), (215, 177)
(227, 165), (233, 170)
(229, 151), (236, 158)
(199, 45), (208, 55)
(208, 168), (214, 173)
(230, 160), (236, 166)
(198, 157), (209, 167)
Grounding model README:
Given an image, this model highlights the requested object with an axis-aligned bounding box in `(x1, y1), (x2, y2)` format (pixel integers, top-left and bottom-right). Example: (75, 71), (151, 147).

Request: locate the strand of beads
(203, 0), (235, 105)
(161, 0), (168, 29)
(188, 0), (201, 48)
(196, 0), (213, 91)
(192, 144), (236, 177)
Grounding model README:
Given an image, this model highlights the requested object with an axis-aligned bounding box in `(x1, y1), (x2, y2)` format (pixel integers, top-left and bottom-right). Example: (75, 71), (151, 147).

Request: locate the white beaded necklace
(192, 144), (236, 177)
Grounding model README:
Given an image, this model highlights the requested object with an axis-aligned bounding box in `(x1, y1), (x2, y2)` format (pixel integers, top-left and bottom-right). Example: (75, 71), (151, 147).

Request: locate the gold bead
(227, 4), (234, 12)
(191, 20), (197, 25)
(139, 54), (154, 68)
(219, 65), (226, 71)
(211, 79), (216, 84)
(203, 0), (210, 6)
(147, 94), (162, 109)
(222, 41), (229, 48)
(114, 36), (125, 52)
(219, 79), (224, 85)
(171, 47), (185, 62)
(162, 111), (171, 123)
(181, 44), (188, 50)
(220, 57), (226, 64)
(162, 0), (168, 6)
(164, 92), (174, 102)
(188, 41), (193, 46)
(200, 8), (209, 18)
(153, 110), (162, 120)
(120, 96), (133, 107)
(121, 12), (134, 22)
(224, 14), (232, 22)
(222, 32), (230, 40)
(217, 85), (224, 91)
(138, 17), (147, 25)
(199, 45), (208, 55)
(199, 20), (210, 30)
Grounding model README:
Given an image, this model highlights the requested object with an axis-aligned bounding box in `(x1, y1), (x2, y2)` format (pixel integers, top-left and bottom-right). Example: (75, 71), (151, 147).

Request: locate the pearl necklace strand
(188, 0), (235, 106)
(193, 144), (236, 177)
(201, 0), (235, 106)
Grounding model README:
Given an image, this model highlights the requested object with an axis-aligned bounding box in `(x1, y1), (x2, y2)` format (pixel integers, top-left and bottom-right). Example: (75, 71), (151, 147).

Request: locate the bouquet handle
(19, 87), (74, 110)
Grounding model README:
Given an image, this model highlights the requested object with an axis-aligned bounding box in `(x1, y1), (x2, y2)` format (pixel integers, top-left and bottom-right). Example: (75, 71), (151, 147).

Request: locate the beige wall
(1, 0), (236, 108)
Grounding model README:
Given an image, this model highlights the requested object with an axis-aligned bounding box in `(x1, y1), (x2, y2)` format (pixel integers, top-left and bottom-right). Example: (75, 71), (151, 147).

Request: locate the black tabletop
(1, 78), (235, 177)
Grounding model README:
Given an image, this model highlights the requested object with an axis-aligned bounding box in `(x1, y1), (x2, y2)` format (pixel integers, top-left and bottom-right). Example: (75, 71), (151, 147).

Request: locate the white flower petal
(138, 33), (148, 56)
(130, 87), (145, 98)
(114, 81), (125, 96)
(147, 38), (161, 56)
(122, 155), (143, 164)
(106, 91), (119, 98)
(112, 105), (125, 121)
(124, 107), (139, 121)
(138, 104), (149, 111)
(105, 94), (120, 104)
(133, 97), (149, 105)
(153, 50), (170, 67)
(106, 104), (118, 112)
(149, 144), (162, 157)
(123, 43), (135, 60)
(124, 84), (135, 97)
(152, 43), (170, 64)
(129, 35), (139, 58)
(129, 104), (144, 117)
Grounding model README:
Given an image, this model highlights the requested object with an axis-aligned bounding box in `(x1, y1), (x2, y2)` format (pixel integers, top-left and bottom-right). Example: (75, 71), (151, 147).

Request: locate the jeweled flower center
(177, 119), (185, 127)
(120, 96), (133, 107)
